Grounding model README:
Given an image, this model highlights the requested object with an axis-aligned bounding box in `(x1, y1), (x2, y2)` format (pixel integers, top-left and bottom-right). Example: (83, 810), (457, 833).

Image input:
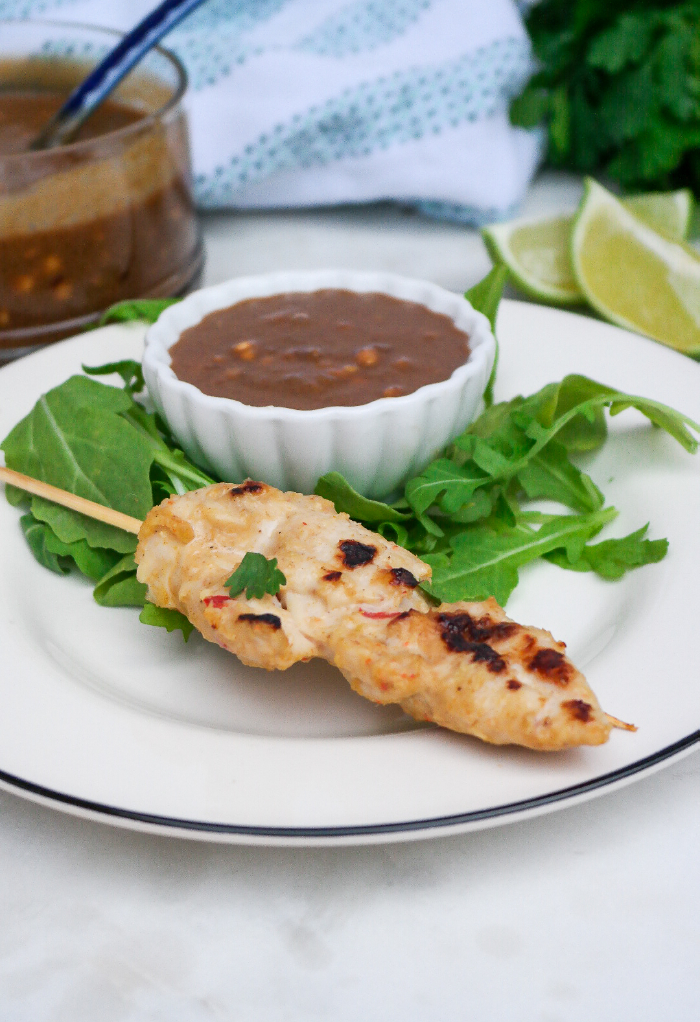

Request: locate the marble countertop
(1, 172), (698, 1021)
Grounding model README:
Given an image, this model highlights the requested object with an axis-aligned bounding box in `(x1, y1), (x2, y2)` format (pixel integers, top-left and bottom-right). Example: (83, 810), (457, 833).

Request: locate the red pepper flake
(360, 609), (403, 619)
(203, 594), (231, 608)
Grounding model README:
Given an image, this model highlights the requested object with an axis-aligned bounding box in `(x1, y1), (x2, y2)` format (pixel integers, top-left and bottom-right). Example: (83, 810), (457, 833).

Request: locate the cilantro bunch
(512, 0), (700, 194)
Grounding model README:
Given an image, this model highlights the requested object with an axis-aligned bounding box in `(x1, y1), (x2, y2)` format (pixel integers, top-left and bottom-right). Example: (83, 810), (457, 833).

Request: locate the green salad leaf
(1, 362), (214, 625)
(83, 359), (145, 395)
(315, 471), (410, 522)
(92, 553), (147, 607)
(225, 553), (287, 600)
(317, 370), (700, 606)
(422, 508), (617, 606)
(96, 298), (181, 328)
(545, 524), (669, 580)
(465, 264), (508, 408)
(511, 1), (700, 196)
(139, 603), (194, 640)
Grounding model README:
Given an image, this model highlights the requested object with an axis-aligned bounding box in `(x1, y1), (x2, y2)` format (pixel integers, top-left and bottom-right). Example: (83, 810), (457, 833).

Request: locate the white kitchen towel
(3, 0), (542, 223)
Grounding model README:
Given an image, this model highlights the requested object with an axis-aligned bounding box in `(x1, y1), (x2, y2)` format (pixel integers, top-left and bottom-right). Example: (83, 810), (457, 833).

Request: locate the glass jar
(0, 20), (203, 357)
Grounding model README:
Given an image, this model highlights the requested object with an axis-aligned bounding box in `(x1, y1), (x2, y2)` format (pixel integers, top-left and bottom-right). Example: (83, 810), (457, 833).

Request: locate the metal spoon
(31, 0), (207, 150)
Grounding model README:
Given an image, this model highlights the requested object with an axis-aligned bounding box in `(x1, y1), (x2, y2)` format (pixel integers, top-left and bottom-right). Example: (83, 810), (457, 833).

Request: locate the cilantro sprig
(511, 1), (700, 196)
(225, 553), (287, 600)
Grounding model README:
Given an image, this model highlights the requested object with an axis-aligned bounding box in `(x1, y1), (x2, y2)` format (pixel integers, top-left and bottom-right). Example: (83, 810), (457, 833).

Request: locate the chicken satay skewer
(135, 481), (636, 750)
(0, 466), (142, 533)
(0, 467), (635, 750)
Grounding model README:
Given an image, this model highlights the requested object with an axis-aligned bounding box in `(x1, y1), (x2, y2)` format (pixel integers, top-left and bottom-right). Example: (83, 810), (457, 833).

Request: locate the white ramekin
(142, 270), (496, 499)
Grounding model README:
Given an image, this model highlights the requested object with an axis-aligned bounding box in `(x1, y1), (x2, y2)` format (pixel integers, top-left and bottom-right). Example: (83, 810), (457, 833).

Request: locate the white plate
(0, 303), (699, 846)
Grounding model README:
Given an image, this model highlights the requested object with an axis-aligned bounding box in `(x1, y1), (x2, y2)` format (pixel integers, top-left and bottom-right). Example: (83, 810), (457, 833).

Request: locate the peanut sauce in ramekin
(169, 289), (471, 409)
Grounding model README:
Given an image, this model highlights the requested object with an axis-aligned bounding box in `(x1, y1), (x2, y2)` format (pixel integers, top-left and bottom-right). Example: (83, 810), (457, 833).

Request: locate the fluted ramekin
(142, 270), (496, 499)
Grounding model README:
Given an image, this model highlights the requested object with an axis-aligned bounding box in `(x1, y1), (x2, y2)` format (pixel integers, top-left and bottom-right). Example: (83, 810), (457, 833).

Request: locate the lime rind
(570, 178), (700, 355)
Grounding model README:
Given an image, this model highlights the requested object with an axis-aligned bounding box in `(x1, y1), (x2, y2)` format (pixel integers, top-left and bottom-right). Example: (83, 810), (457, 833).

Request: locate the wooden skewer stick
(0, 466), (143, 535)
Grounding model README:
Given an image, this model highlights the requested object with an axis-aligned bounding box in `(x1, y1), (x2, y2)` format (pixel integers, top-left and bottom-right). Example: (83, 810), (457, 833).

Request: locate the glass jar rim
(0, 17), (189, 160)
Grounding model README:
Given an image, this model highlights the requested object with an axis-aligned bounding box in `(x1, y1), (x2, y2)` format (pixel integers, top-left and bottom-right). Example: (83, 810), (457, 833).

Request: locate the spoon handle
(31, 0), (206, 150)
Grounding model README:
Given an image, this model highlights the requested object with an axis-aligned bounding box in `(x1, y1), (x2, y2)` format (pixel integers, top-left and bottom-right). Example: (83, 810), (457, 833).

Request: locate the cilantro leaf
(225, 553), (287, 600)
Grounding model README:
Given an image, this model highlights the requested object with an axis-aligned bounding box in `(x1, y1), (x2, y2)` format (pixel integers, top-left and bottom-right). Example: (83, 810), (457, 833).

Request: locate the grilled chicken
(135, 481), (634, 751)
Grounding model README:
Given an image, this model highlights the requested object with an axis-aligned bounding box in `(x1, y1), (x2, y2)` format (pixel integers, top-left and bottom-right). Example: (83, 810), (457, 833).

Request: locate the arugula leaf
(1, 376), (154, 520)
(96, 298), (181, 328)
(39, 525), (120, 581)
(20, 515), (70, 576)
(423, 508), (617, 606)
(225, 553), (287, 600)
(465, 264), (508, 334)
(314, 471), (410, 522)
(151, 447), (214, 495)
(360, 373), (696, 603)
(83, 360), (145, 395)
(546, 524), (668, 580)
(30, 496), (138, 554)
(405, 459), (487, 523)
(376, 521), (410, 546)
(465, 264), (508, 407)
(139, 603), (194, 640)
(1, 368), (219, 629)
(516, 441), (604, 512)
(93, 553), (147, 607)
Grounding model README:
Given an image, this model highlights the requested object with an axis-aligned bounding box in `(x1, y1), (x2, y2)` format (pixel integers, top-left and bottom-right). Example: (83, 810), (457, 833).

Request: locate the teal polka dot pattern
(168, 37), (264, 92)
(295, 0), (432, 57)
(166, 0), (287, 91)
(0, 0), (73, 17)
(168, 0), (432, 92)
(416, 198), (520, 227)
(36, 37), (109, 61)
(0, 0), (539, 224)
(196, 36), (531, 207)
(172, 0), (288, 35)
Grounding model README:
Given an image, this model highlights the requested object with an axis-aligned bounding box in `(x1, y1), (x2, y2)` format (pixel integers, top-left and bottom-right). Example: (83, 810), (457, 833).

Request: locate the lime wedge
(482, 188), (695, 308)
(571, 179), (700, 354)
(482, 215), (581, 305)
(623, 189), (694, 241)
